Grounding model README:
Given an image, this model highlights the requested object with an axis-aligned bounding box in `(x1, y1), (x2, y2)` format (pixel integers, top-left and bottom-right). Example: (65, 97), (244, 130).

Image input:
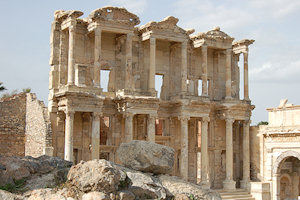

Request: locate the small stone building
(250, 99), (300, 200)
(48, 6), (255, 191)
(0, 93), (53, 157)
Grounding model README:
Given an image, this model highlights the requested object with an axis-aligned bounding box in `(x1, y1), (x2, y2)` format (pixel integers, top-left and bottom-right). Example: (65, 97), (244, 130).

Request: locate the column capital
(226, 48), (232, 54)
(178, 115), (190, 122)
(225, 118), (234, 125)
(127, 32), (134, 37)
(202, 116), (210, 123)
(201, 44), (208, 52)
(69, 24), (76, 33)
(148, 113), (157, 119)
(94, 26), (102, 35)
(65, 110), (75, 117)
(125, 112), (134, 119)
(243, 120), (251, 127)
(150, 37), (156, 44)
(93, 112), (102, 120)
(182, 40), (188, 47)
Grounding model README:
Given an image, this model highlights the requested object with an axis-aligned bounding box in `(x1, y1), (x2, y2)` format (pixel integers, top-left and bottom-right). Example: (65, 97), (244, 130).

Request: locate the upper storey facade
(48, 6), (254, 102)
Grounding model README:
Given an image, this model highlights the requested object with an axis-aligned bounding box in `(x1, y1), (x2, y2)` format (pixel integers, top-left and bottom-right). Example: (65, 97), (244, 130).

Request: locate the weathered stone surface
(0, 189), (23, 200)
(117, 140), (175, 174)
(119, 166), (167, 199)
(26, 188), (70, 200)
(82, 191), (109, 200)
(67, 159), (125, 193)
(118, 190), (135, 200)
(0, 155), (71, 190)
(158, 175), (221, 200)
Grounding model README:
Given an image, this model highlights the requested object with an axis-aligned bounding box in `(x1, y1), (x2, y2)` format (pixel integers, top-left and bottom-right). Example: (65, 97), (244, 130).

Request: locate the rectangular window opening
(198, 80), (202, 96)
(155, 119), (164, 136)
(100, 116), (110, 145)
(101, 70), (110, 92)
(155, 74), (163, 98)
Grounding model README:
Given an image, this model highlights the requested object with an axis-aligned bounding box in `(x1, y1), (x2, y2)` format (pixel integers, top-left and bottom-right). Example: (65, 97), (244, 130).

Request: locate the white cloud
(111, 0), (147, 15)
(250, 0), (300, 18)
(173, 0), (256, 33)
(250, 60), (300, 83)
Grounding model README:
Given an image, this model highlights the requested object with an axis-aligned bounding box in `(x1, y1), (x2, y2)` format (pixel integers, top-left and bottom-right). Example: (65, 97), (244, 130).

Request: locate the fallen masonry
(0, 140), (221, 200)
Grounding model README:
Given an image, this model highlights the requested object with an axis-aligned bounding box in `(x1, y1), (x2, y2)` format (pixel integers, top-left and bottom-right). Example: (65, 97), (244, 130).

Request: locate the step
(221, 194), (253, 198)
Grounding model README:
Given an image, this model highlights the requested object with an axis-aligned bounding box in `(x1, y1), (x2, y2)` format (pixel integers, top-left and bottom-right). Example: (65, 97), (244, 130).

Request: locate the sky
(1, 0), (300, 125)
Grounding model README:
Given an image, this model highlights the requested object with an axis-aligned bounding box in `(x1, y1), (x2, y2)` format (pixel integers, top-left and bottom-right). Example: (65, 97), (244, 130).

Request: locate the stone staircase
(217, 189), (255, 200)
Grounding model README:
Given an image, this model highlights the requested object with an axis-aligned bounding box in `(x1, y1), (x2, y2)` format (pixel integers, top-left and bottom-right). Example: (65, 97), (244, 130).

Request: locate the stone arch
(272, 150), (300, 175)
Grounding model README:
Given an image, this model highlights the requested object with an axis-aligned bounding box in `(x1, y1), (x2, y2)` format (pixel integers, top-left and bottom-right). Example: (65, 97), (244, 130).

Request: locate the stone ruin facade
(0, 93), (53, 157)
(47, 6), (255, 190)
(250, 100), (300, 200)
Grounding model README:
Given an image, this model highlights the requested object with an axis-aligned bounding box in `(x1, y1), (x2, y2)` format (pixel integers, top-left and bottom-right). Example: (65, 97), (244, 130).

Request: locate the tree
(257, 121), (268, 126)
(0, 82), (6, 92)
(22, 88), (31, 93)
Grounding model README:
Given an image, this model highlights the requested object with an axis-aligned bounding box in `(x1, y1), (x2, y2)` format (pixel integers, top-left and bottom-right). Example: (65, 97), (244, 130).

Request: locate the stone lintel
(87, 21), (134, 34)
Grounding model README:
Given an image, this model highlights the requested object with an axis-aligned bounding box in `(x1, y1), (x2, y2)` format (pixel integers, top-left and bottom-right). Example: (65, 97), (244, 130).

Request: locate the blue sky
(1, 0), (300, 124)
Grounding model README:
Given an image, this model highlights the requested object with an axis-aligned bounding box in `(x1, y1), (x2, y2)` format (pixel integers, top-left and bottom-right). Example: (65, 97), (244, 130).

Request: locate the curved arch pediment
(272, 150), (300, 175)
(88, 6), (140, 26)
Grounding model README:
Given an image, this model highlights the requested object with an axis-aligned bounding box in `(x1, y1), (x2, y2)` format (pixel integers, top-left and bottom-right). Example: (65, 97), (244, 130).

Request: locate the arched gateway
(272, 151), (300, 200)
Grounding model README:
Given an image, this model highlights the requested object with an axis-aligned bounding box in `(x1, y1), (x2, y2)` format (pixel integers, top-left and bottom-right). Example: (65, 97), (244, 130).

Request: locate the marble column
(223, 118), (236, 190)
(64, 110), (75, 162)
(225, 49), (232, 99)
(181, 41), (188, 94)
(59, 30), (67, 85)
(241, 120), (250, 189)
(125, 113), (133, 143)
(201, 117), (210, 188)
(147, 114), (156, 142)
(149, 37), (156, 92)
(125, 33), (133, 90)
(67, 22), (76, 85)
(91, 113), (101, 159)
(94, 27), (102, 88)
(179, 116), (189, 181)
(243, 52), (249, 100)
(201, 45), (208, 96)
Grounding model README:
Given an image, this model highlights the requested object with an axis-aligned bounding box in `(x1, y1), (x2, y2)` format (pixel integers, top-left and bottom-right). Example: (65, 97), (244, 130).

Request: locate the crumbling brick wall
(0, 93), (27, 156)
(25, 93), (53, 157)
(0, 93), (53, 157)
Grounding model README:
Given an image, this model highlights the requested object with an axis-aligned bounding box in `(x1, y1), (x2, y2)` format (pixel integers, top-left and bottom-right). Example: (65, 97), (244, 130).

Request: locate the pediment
(191, 27), (234, 42)
(139, 16), (193, 37)
(88, 6), (140, 26)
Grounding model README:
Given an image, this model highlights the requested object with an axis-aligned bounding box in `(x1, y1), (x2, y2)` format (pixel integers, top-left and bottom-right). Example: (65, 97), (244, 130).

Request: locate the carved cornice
(54, 10), (83, 22)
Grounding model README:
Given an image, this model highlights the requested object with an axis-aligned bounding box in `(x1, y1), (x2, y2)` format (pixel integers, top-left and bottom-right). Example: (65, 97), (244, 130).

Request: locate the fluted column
(147, 114), (156, 142)
(94, 27), (101, 88)
(243, 52), (249, 100)
(223, 118), (236, 190)
(201, 45), (208, 96)
(241, 120), (250, 189)
(201, 117), (210, 188)
(149, 37), (156, 92)
(225, 49), (232, 99)
(67, 22), (76, 85)
(64, 110), (75, 162)
(124, 113), (133, 143)
(125, 33), (133, 90)
(181, 41), (188, 94)
(59, 30), (67, 85)
(91, 113), (101, 159)
(179, 116), (189, 180)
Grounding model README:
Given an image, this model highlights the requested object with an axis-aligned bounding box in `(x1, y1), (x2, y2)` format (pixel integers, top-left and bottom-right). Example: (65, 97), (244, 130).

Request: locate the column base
(200, 181), (210, 190)
(240, 179), (250, 190)
(223, 179), (236, 191)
